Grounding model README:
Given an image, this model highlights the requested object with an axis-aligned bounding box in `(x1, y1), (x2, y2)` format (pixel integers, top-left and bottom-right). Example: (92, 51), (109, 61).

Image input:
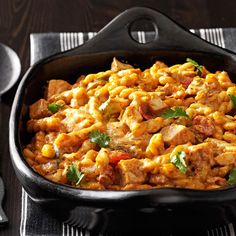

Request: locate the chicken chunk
(186, 142), (214, 178)
(98, 165), (115, 187)
(187, 142), (214, 164)
(116, 158), (147, 186)
(29, 99), (51, 119)
(27, 117), (62, 133)
(160, 124), (195, 146)
(107, 121), (152, 157)
(111, 57), (133, 72)
(192, 115), (215, 135)
(186, 77), (205, 95)
(121, 105), (143, 131)
(149, 98), (167, 113)
(191, 115), (215, 140)
(47, 79), (71, 99)
(40, 160), (58, 174)
(215, 152), (236, 166)
(106, 122), (128, 139)
(54, 132), (85, 155)
(206, 138), (236, 152)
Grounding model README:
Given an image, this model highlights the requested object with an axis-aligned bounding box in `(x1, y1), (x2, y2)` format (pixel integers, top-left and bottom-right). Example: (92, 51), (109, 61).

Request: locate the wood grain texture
(0, 0), (236, 73)
(0, 0), (236, 235)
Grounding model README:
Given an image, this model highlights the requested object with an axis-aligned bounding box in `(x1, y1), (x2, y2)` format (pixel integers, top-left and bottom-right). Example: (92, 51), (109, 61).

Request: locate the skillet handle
(66, 7), (230, 55)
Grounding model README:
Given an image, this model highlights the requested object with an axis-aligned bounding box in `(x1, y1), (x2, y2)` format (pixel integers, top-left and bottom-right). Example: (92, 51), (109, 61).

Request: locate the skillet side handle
(65, 7), (233, 56)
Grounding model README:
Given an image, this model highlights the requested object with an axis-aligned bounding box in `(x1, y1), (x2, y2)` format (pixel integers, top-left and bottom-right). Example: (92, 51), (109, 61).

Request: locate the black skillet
(9, 7), (236, 235)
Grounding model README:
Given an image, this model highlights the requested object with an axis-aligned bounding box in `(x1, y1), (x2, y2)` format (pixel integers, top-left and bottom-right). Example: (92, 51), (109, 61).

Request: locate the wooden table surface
(0, 0), (236, 235)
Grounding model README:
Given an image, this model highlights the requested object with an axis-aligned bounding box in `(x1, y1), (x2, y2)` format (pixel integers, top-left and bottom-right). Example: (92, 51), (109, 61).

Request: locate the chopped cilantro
(228, 168), (236, 185)
(48, 103), (62, 113)
(89, 130), (110, 148)
(171, 151), (187, 174)
(161, 107), (188, 119)
(66, 162), (84, 185)
(186, 58), (203, 76)
(229, 94), (236, 108)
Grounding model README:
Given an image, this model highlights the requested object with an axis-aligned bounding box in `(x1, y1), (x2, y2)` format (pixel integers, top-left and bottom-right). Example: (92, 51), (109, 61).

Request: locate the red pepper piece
(139, 104), (154, 120)
(109, 151), (132, 165)
(181, 77), (193, 88)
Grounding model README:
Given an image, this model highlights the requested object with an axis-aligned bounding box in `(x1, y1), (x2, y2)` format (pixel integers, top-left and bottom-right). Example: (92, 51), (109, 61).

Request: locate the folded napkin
(21, 29), (236, 236)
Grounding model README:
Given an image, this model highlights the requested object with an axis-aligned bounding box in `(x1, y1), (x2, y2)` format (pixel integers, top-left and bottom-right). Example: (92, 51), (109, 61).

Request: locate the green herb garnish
(171, 151), (187, 174)
(229, 94), (236, 108)
(48, 103), (62, 113)
(228, 168), (236, 185)
(161, 107), (188, 119)
(66, 162), (84, 185)
(186, 58), (203, 76)
(89, 130), (110, 148)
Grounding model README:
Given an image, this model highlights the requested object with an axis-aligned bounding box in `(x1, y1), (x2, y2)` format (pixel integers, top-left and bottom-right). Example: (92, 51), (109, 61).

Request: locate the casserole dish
(9, 7), (236, 234)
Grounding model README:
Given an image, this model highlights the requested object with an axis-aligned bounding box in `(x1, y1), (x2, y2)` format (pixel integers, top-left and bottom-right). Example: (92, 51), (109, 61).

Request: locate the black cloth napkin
(21, 29), (236, 236)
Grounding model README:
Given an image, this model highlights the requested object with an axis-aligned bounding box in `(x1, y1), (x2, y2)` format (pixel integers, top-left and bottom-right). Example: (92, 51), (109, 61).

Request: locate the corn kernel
(146, 133), (164, 156)
(159, 76), (175, 85)
(223, 132), (236, 143)
(224, 121), (236, 130)
(41, 144), (55, 158)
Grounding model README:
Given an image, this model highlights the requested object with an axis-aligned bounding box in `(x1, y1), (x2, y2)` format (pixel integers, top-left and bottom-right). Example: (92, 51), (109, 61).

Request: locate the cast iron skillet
(9, 7), (236, 234)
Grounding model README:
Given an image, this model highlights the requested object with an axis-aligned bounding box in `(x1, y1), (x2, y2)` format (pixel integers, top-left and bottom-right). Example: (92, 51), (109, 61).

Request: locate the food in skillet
(23, 58), (236, 190)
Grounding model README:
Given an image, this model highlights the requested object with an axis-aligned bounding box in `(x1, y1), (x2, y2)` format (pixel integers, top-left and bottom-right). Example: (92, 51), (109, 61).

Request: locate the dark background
(0, 0), (236, 235)
(1, 0), (236, 73)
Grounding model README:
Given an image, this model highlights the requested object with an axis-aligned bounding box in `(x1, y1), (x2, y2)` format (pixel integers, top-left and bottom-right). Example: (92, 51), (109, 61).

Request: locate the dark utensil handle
(66, 7), (234, 57)
(0, 177), (8, 225)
